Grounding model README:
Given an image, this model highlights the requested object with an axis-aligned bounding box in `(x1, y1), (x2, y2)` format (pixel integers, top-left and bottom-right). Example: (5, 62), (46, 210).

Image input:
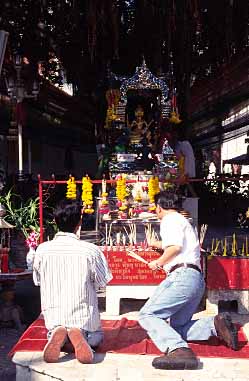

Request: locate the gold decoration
(169, 111), (182, 124)
(104, 89), (120, 128)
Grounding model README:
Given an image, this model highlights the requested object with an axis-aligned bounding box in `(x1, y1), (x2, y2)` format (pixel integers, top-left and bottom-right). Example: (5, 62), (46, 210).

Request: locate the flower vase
(26, 247), (36, 270)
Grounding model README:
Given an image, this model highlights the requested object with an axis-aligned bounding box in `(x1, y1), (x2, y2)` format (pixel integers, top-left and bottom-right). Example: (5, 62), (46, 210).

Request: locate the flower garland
(66, 176), (77, 199)
(99, 178), (109, 214)
(116, 175), (127, 211)
(148, 176), (160, 211)
(82, 176), (94, 214)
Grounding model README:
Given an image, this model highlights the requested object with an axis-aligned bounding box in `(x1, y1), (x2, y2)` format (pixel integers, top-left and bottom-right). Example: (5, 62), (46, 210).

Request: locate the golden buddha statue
(128, 105), (153, 145)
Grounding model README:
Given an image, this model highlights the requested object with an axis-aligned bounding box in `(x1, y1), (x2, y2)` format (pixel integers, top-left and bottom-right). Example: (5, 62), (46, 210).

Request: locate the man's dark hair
(54, 199), (82, 233)
(154, 191), (181, 210)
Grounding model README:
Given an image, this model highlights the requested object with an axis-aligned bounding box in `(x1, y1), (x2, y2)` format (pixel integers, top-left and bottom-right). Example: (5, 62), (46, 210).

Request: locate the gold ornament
(169, 111), (182, 124)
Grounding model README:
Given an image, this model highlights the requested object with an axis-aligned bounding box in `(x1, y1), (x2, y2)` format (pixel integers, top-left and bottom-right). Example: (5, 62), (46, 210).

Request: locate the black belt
(168, 263), (202, 274)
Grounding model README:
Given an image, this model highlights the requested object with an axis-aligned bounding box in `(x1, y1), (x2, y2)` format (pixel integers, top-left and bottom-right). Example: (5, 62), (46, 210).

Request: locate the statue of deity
(128, 105), (153, 146)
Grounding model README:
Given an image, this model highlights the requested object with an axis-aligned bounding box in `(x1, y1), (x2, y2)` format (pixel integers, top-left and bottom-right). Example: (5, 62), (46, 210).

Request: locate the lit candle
(211, 238), (214, 254)
(241, 243), (245, 256)
(232, 233), (237, 257)
(223, 238), (227, 256)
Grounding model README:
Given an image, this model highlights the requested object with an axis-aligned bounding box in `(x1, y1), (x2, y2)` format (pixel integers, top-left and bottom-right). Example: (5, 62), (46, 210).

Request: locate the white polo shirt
(160, 211), (200, 272)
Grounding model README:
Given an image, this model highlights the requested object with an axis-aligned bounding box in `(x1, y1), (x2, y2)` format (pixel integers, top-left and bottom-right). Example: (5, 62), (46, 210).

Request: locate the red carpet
(9, 317), (249, 359)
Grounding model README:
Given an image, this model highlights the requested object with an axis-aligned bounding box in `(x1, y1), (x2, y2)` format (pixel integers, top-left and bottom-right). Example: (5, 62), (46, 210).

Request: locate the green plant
(0, 190), (40, 239)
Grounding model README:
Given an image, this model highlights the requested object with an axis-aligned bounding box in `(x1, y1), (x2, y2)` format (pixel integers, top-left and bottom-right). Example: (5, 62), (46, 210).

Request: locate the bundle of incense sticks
(116, 232), (121, 246)
(123, 224), (137, 246)
(106, 221), (116, 246)
(199, 224), (208, 247)
(145, 224), (159, 246)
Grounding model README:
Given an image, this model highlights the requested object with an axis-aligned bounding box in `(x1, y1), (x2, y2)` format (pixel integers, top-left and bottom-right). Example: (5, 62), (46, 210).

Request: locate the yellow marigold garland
(66, 176), (77, 199)
(82, 175), (94, 214)
(148, 176), (160, 211)
(116, 175), (127, 211)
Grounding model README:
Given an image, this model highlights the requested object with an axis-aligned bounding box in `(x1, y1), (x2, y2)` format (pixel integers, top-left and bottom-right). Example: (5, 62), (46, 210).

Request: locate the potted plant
(0, 190), (40, 268)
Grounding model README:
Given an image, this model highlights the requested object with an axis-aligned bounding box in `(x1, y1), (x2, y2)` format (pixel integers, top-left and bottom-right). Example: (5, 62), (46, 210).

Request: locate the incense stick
(126, 249), (163, 269)
(126, 249), (148, 264)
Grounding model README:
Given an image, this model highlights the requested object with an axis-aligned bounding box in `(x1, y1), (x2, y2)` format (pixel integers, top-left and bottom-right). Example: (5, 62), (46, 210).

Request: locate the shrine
(1, 1), (249, 378)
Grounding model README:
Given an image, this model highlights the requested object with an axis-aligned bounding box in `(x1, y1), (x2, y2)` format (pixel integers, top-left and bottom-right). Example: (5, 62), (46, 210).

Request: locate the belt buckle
(183, 263), (187, 269)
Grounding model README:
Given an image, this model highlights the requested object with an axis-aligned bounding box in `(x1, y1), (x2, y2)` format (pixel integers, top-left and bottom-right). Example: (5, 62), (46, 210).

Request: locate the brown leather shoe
(68, 328), (93, 364)
(43, 326), (67, 363)
(214, 313), (238, 350)
(152, 347), (198, 370)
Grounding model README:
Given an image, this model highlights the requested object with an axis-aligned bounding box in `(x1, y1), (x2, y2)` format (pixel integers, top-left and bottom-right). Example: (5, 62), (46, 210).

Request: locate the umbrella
(223, 154), (249, 165)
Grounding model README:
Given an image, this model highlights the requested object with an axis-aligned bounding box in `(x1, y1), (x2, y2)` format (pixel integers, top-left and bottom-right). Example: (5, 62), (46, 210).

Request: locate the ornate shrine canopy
(120, 60), (169, 106)
(1, 1), (249, 119)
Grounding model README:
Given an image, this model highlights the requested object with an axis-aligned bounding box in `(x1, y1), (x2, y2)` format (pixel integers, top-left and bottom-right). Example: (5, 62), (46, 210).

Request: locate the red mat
(9, 317), (249, 359)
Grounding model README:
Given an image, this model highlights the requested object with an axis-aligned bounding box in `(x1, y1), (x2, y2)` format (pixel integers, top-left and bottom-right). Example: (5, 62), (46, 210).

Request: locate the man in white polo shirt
(138, 191), (238, 370)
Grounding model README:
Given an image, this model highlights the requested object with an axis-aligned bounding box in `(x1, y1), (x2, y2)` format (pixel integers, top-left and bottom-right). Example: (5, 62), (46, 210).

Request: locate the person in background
(160, 122), (197, 196)
(33, 199), (112, 363)
(138, 191), (238, 370)
(165, 124), (196, 178)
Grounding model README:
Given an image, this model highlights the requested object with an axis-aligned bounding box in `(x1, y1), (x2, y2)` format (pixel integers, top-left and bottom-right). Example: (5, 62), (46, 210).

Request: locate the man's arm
(148, 245), (181, 270)
(33, 250), (41, 286)
(93, 248), (113, 288)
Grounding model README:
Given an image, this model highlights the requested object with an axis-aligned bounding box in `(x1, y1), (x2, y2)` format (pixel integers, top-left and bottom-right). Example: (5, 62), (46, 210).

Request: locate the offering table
(102, 248), (165, 315)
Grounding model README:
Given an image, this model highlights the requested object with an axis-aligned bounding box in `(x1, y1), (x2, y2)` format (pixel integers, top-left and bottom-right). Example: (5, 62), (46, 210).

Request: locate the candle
(232, 233), (236, 257)
(241, 243), (245, 256)
(223, 238), (227, 256)
(211, 238), (214, 254)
